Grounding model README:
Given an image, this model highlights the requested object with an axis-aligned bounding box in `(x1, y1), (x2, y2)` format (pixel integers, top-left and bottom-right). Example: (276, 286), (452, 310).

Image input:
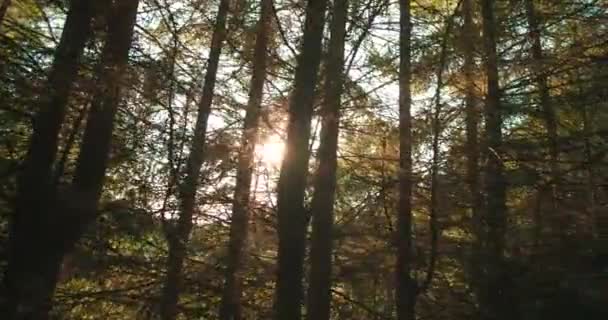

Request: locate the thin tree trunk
(420, 5), (463, 293)
(305, 0), (347, 318)
(524, 0), (559, 239)
(272, 0), (328, 317)
(582, 104), (596, 238)
(480, 0), (508, 319)
(384, 272), (394, 317)
(396, 0), (416, 319)
(159, 0), (230, 318)
(218, 0), (272, 318)
(462, 0), (483, 301)
(0, 0), (11, 29)
(1, 0), (95, 317)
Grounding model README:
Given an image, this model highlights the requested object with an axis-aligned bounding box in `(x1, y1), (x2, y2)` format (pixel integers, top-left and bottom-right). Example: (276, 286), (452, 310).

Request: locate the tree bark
(480, 0), (508, 319)
(305, 0), (347, 318)
(1, 0), (95, 317)
(2, 0), (139, 318)
(462, 0), (483, 301)
(218, 0), (272, 319)
(60, 0), (139, 251)
(272, 0), (328, 317)
(159, 0), (230, 318)
(53, 103), (89, 187)
(582, 103), (596, 238)
(396, 0), (416, 319)
(0, 0), (11, 29)
(524, 0), (560, 239)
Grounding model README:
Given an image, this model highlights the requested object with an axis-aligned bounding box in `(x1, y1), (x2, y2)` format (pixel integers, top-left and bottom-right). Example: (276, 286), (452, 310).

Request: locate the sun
(255, 135), (285, 167)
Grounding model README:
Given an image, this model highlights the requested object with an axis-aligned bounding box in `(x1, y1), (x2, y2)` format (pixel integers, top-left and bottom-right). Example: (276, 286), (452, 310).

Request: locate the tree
(159, 0), (231, 318)
(479, 0), (509, 319)
(461, 0), (482, 301)
(524, 0), (560, 240)
(0, 0), (10, 29)
(0, 0), (606, 318)
(218, 0), (272, 318)
(1, 0), (95, 316)
(305, 0), (348, 318)
(395, 0), (416, 319)
(2, 0), (140, 318)
(272, 0), (329, 317)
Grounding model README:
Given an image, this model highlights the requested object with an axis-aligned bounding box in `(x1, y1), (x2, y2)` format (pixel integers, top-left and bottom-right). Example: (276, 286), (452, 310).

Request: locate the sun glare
(255, 135), (285, 167)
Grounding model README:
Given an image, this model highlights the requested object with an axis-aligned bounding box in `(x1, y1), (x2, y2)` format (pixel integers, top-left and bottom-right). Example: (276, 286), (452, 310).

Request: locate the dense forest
(0, 0), (607, 319)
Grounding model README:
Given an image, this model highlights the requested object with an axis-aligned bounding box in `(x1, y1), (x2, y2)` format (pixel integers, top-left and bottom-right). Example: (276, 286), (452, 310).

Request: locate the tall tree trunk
(396, 0), (416, 319)
(159, 0), (230, 318)
(582, 103), (596, 238)
(1, 0), (95, 317)
(480, 0), (508, 319)
(272, 0), (328, 317)
(305, 0), (347, 318)
(524, 0), (559, 240)
(0, 0), (11, 29)
(60, 0), (139, 250)
(218, 0), (272, 319)
(2, 0), (139, 318)
(462, 0), (483, 302)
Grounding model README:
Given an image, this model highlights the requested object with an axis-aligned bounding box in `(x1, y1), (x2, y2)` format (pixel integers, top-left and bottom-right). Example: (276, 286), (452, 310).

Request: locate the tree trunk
(60, 0), (139, 247)
(0, 0), (11, 29)
(582, 103), (596, 238)
(2, 0), (139, 318)
(396, 0), (416, 319)
(462, 0), (483, 302)
(159, 0), (230, 318)
(1, 0), (95, 317)
(218, 0), (272, 319)
(272, 0), (328, 317)
(53, 103), (89, 187)
(480, 0), (508, 319)
(305, 0), (347, 318)
(524, 0), (560, 241)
